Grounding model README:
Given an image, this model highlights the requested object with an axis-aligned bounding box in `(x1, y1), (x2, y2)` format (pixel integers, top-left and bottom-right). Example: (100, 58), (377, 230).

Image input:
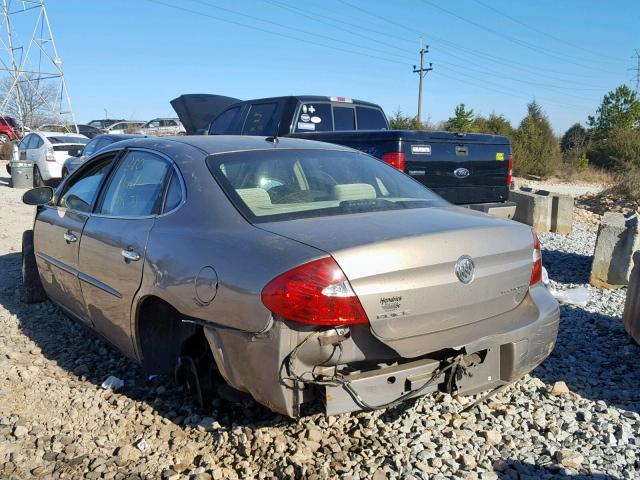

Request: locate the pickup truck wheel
(21, 230), (47, 304)
(0, 134), (9, 144)
(33, 166), (44, 187)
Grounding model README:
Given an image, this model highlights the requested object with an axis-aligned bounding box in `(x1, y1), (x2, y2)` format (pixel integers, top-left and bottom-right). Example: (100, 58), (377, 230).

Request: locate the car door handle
(121, 249), (140, 262)
(63, 232), (77, 243)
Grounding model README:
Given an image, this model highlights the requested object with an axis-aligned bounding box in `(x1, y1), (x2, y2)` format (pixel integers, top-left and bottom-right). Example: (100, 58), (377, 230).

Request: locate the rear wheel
(33, 165), (44, 187)
(0, 134), (9, 144)
(21, 230), (46, 304)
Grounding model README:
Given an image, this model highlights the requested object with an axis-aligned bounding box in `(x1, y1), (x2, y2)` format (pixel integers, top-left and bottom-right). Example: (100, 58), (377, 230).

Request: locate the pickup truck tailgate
(405, 135), (511, 205)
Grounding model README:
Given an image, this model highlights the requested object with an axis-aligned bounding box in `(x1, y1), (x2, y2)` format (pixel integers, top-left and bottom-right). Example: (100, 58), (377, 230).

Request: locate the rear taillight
(261, 257), (369, 326)
(530, 230), (542, 286)
(381, 152), (406, 171)
(46, 147), (55, 162)
(507, 153), (513, 187)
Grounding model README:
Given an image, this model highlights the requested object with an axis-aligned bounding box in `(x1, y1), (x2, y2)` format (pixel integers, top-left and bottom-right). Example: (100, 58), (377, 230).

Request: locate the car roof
(239, 95), (381, 108)
(103, 134), (146, 140)
(38, 131), (87, 139)
(107, 134), (355, 156)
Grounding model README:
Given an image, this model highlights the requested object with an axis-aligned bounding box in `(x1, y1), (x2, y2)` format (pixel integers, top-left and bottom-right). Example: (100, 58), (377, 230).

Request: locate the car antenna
(265, 120), (280, 145)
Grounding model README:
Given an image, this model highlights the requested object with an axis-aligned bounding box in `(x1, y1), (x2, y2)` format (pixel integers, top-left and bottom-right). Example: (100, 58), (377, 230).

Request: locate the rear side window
(99, 151), (171, 217)
(242, 103), (277, 135)
(32, 136), (44, 148)
(295, 103), (332, 132)
(356, 106), (387, 130)
(333, 107), (355, 131)
(210, 106), (240, 135)
(163, 171), (183, 212)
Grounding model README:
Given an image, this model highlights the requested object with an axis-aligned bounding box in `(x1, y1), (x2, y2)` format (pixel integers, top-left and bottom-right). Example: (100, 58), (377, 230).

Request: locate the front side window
(99, 151), (171, 217)
(209, 106), (240, 135)
(208, 149), (446, 223)
(333, 106), (355, 131)
(59, 156), (115, 213)
(356, 106), (388, 130)
(242, 103), (277, 135)
(145, 120), (161, 128)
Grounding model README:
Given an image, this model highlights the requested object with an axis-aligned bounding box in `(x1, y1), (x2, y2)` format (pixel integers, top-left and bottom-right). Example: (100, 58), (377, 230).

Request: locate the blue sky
(40, 0), (640, 132)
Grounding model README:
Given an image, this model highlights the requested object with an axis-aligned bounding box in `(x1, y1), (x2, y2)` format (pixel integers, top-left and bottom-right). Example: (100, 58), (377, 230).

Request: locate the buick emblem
(454, 255), (475, 284)
(454, 167), (470, 178)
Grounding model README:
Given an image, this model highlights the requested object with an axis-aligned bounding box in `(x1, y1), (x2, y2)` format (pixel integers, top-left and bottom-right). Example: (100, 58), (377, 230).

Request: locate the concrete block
(550, 194), (574, 235)
(623, 251), (640, 344)
(590, 212), (640, 289)
(509, 190), (552, 232)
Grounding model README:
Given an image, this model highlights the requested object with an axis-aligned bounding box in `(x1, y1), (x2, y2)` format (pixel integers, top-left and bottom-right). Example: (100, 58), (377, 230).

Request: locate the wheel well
(136, 296), (206, 374)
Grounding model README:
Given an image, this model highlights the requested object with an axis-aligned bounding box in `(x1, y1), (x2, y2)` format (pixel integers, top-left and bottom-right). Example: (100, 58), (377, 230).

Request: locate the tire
(21, 230), (47, 304)
(0, 134), (9, 144)
(33, 165), (44, 187)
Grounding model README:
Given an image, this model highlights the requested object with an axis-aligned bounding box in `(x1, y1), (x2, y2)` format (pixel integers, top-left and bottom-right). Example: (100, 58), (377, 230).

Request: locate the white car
(103, 121), (145, 134)
(18, 131), (89, 186)
(135, 117), (185, 136)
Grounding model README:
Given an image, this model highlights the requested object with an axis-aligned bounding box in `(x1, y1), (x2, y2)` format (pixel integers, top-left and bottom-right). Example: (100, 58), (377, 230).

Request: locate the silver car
(21, 136), (559, 417)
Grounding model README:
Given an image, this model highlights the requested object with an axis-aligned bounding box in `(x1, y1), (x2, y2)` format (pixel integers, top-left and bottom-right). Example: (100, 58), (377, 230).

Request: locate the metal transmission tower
(0, 0), (76, 130)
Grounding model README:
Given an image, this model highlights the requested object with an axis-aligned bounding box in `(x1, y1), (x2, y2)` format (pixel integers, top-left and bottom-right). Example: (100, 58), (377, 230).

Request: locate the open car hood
(170, 94), (241, 135)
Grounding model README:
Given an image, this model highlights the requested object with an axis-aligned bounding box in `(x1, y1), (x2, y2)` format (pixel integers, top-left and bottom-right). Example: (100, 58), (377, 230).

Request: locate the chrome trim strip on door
(36, 252), (77, 276)
(37, 251), (122, 298)
(78, 273), (122, 299)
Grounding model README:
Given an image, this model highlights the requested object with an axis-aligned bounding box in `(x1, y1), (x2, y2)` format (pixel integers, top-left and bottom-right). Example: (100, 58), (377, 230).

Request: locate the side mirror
(22, 186), (53, 205)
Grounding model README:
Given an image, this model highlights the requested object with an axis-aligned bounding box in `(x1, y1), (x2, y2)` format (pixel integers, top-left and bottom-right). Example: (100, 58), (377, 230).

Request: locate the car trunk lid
(259, 207), (533, 355)
(171, 93), (241, 134)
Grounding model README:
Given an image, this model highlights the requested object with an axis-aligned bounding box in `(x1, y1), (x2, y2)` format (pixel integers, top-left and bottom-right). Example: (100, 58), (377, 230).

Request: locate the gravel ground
(0, 172), (639, 480)
(512, 177), (607, 197)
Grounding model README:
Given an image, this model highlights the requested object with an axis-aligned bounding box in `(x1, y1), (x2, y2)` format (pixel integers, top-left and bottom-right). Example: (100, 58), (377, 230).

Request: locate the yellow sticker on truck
(496, 152), (505, 161)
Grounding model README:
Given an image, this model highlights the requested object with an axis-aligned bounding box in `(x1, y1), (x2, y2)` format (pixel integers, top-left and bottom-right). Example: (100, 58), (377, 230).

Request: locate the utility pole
(413, 45), (433, 124)
(631, 49), (640, 93)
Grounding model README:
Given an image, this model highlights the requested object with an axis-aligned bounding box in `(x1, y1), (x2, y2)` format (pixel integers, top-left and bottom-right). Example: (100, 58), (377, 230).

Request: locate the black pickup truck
(171, 94), (515, 218)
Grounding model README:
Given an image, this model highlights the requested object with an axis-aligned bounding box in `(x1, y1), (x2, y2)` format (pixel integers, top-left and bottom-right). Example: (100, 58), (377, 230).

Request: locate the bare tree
(0, 74), (60, 129)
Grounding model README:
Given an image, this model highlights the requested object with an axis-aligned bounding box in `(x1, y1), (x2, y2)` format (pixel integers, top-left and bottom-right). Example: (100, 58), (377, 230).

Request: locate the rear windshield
(47, 136), (89, 144)
(207, 149), (446, 223)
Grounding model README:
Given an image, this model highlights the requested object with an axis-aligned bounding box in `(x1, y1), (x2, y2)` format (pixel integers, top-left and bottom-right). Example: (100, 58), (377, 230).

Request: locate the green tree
(472, 112), (514, 137)
(587, 85), (640, 137)
(388, 108), (423, 130)
(512, 101), (561, 176)
(446, 103), (475, 133)
(560, 123), (590, 166)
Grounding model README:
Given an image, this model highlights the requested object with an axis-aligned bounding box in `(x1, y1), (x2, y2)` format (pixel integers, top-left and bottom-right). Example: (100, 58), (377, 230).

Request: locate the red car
(0, 116), (22, 143)
(0, 117), (22, 144)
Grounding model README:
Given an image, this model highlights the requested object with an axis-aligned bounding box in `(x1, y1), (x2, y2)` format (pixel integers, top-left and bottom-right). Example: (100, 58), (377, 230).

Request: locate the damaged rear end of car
(201, 147), (560, 417)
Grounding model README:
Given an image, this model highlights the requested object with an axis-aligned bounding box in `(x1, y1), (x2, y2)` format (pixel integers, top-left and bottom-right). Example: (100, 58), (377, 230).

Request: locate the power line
(186, 0), (416, 63)
(144, 0), (411, 66)
(145, 0), (605, 112)
(336, 0), (613, 87)
(467, 0), (625, 64)
(419, 0), (608, 71)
